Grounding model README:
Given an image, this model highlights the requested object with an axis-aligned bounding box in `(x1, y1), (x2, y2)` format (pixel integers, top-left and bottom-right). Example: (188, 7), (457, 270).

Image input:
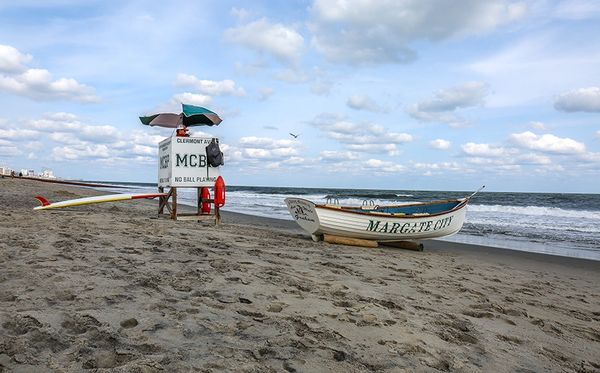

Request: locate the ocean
(95, 182), (600, 261)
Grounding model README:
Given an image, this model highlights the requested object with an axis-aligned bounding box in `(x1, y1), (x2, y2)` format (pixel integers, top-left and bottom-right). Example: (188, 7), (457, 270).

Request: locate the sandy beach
(0, 177), (598, 372)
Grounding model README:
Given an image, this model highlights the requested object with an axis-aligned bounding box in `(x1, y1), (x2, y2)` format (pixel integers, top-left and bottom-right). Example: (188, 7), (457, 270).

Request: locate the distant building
(20, 169), (35, 177)
(41, 169), (56, 179)
(0, 166), (13, 176)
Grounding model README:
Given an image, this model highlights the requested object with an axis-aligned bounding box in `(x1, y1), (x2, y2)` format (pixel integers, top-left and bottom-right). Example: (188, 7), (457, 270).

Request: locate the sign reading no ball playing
(158, 137), (221, 188)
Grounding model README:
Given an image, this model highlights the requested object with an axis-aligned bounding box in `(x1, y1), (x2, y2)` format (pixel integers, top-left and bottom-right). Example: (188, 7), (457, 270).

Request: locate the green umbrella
(139, 104), (222, 128)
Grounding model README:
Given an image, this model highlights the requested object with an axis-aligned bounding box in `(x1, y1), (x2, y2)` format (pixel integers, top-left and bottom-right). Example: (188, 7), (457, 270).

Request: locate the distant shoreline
(6, 175), (126, 188)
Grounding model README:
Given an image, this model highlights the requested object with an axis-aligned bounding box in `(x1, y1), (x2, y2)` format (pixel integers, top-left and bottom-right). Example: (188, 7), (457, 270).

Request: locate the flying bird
(289, 133), (300, 138)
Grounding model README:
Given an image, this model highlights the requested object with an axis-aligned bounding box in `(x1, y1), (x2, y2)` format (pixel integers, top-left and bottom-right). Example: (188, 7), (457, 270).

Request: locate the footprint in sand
(497, 334), (523, 345)
(1, 314), (42, 335)
(82, 351), (135, 370)
(434, 317), (479, 345)
(61, 314), (102, 335)
(267, 302), (287, 313)
(120, 318), (139, 329)
(333, 300), (354, 308)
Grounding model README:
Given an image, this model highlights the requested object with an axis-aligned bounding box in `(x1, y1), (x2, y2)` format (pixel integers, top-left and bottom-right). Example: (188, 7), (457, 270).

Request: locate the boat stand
(322, 234), (423, 251)
(158, 187), (220, 225)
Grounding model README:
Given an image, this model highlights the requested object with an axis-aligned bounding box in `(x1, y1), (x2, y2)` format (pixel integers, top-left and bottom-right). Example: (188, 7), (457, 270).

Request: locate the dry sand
(0, 177), (599, 372)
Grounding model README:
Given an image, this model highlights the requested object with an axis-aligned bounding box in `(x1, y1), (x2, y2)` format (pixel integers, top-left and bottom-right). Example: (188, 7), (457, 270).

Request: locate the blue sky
(0, 0), (599, 192)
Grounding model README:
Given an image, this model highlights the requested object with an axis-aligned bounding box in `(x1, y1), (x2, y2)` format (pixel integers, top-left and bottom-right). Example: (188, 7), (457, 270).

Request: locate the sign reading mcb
(158, 137), (221, 188)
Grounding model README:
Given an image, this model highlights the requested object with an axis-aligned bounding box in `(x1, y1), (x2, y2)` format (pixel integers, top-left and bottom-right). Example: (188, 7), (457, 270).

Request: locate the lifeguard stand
(157, 136), (222, 224)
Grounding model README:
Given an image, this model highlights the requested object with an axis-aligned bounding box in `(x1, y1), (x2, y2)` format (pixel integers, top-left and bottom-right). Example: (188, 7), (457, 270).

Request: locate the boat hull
(285, 198), (467, 241)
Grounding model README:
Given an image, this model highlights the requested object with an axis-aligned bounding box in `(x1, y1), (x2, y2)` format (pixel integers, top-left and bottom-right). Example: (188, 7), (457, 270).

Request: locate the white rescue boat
(285, 196), (472, 243)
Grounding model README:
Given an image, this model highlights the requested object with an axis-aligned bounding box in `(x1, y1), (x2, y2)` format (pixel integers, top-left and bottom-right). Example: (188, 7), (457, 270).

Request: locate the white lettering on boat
(366, 216), (453, 234)
(290, 200), (316, 223)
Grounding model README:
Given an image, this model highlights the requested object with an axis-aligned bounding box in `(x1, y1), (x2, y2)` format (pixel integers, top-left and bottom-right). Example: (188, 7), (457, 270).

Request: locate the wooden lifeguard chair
(156, 136), (224, 224)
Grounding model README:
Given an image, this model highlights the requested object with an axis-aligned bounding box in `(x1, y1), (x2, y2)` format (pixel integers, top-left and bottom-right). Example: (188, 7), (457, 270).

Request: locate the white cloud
(407, 82), (488, 126)
(346, 94), (385, 112)
(314, 115), (359, 134)
(530, 121), (547, 130)
(25, 141), (43, 151)
(311, 113), (412, 156)
(461, 142), (516, 157)
(553, 0), (600, 20)
(347, 143), (399, 155)
(596, 130), (600, 139)
(44, 112), (79, 122)
(579, 152), (600, 163)
(0, 45), (98, 102)
(225, 18), (305, 64)
(51, 144), (111, 161)
(175, 73), (245, 96)
(271, 147), (299, 157)
(310, 80), (333, 95)
(171, 92), (212, 107)
(272, 67), (332, 96)
(49, 132), (84, 145)
(229, 136), (303, 165)
(416, 82), (489, 112)
(242, 148), (275, 159)
(231, 7), (252, 20)
(458, 132), (599, 174)
(510, 131), (586, 154)
(79, 125), (120, 142)
(430, 139), (451, 150)
(22, 114), (118, 143)
(258, 87), (274, 101)
(405, 108), (467, 128)
(554, 87), (600, 112)
(0, 128), (40, 139)
(319, 150), (359, 162)
(273, 68), (311, 83)
(0, 68), (98, 103)
(365, 159), (404, 173)
(0, 112), (170, 163)
(518, 153), (552, 165)
(0, 44), (31, 73)
(310, 0), (526, 65)
(238, 136), (298, 149)
(462, 151), (555, 173)
(413, 161), (463, 173)
(387, 133), (414, 143)
(0, 144), (20, 156)
(283, 156), (305, 165)
(469, 32), (600, 108)
(129, 130), (166, 148)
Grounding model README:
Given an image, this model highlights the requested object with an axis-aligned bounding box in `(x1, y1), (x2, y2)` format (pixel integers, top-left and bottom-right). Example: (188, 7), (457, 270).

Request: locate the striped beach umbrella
(139, 104), (222, 128)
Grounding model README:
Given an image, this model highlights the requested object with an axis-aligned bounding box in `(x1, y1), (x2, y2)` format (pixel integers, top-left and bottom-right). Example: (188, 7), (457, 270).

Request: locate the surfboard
(33, 193), (167, 210)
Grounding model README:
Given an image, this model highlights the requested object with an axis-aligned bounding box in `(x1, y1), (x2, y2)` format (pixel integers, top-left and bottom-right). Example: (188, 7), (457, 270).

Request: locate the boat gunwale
(314, 198), (469, 219)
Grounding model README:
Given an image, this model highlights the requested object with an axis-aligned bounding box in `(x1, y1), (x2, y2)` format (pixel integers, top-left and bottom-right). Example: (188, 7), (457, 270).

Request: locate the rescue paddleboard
(34, 193), (166, 210)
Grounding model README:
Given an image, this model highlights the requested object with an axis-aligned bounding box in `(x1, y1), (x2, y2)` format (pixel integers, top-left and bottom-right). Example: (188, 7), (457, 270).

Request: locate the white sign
(158, 136), (221, 188)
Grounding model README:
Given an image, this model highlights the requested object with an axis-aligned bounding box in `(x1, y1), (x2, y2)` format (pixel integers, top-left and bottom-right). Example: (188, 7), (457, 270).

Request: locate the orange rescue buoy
(214, 176), (226, 207)
(201, 187), (211, 214)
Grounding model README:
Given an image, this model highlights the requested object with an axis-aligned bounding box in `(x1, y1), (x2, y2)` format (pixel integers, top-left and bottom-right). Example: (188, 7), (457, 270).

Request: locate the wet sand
(1, 177), (599, 372)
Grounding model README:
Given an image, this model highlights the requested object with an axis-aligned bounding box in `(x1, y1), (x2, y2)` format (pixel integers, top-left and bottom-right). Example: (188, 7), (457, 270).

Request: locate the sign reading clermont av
(158, 137), (220, 188)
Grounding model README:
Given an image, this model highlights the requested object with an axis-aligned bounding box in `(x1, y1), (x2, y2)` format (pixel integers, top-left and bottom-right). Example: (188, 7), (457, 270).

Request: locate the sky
(0, 0), (599, 193)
